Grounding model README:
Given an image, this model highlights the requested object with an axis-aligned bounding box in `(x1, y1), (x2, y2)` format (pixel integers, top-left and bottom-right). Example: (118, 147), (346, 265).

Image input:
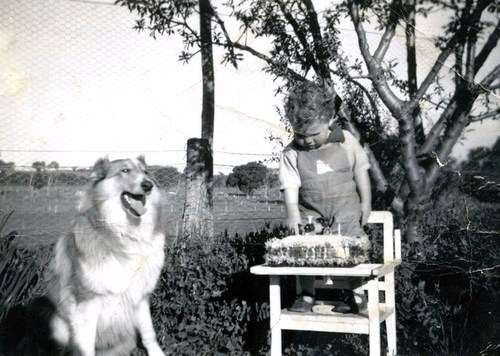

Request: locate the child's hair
(284, 80), (340, 131)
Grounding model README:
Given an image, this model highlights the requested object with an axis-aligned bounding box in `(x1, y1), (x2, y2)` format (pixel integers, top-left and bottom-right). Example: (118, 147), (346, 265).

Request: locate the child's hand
(360, 202), (371, 226)
(286, 217), (301, 235)
(354, 169), (371, 226)
(284, 190), (301, 234)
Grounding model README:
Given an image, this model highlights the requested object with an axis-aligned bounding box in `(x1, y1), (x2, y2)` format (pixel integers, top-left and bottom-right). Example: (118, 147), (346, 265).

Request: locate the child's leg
(297, 276), (315, 296)
(353, 286), (367, 311)
(288, 276), (316, 312)
(335, 281), (367, 314)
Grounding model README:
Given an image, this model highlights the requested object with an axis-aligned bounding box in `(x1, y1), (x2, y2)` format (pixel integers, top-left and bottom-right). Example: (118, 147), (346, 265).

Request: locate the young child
(279, 80), (372, 313)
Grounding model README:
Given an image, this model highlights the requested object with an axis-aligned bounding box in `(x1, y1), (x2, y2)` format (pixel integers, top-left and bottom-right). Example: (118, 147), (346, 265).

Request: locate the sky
(0, 0), (283, 173)
(1, 0), (498, 173)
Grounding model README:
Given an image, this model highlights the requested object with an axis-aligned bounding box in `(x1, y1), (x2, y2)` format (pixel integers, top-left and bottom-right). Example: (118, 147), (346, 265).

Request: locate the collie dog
(45, 156), (166, 355)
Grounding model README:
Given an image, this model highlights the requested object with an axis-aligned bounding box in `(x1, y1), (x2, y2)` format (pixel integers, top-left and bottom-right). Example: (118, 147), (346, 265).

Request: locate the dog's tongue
(121, 193), (147, 217)
(129, 198), (147, 216)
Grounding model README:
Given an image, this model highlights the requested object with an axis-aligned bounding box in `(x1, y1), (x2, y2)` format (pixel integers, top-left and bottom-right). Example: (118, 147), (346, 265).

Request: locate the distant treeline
(0, 161), (281, 192)
(0, 166), (192, 190)
(0, 170), (90, 188)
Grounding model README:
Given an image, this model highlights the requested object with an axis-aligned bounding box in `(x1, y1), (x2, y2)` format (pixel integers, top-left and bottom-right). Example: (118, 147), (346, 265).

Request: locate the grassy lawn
(0, 184), (286, 248)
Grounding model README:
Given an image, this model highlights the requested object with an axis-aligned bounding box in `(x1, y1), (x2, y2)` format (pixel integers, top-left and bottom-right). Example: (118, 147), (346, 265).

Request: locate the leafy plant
(395, 170), (500, 355)
(150, 235), (250, 355)
(0, 212), (51, 321)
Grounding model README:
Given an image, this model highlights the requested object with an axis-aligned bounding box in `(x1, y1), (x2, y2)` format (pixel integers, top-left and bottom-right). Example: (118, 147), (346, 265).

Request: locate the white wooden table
(251, 211), (402, 356)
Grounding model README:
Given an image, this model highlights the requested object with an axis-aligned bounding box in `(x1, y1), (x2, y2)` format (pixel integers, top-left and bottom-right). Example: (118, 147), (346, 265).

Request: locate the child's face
(293, 120), (331, 150)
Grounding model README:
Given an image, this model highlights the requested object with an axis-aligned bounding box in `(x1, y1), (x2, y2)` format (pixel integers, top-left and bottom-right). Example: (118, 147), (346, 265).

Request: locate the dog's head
(89, 156), (159, 218)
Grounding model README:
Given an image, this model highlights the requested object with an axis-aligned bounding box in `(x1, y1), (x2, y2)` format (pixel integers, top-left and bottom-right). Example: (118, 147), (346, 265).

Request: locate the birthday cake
(264, 233), (370, 267)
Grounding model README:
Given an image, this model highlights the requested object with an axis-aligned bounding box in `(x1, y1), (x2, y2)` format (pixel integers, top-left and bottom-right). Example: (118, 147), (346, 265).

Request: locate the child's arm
(354, 169), (372, 226)
(284, 187), (301, 234)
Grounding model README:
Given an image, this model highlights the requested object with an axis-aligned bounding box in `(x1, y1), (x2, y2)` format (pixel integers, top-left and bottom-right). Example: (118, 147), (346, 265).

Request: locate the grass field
(0, 184), (287, 248)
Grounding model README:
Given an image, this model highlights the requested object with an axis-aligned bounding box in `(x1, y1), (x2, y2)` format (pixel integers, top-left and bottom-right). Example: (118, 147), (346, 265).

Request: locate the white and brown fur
(45, 156), (166, 356)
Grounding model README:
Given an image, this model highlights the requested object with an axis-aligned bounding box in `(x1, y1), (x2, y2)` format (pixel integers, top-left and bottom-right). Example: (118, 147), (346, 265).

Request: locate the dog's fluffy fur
(49, 156), (166, 355)
(4, 157), (167, 356)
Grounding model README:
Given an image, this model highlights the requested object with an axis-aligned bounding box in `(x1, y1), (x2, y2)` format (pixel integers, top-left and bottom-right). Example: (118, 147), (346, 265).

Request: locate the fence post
(182, 138), (214, 240)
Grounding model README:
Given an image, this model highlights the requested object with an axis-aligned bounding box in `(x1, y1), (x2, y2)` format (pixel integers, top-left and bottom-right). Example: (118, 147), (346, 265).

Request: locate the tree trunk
(200, 0), (215, 147)
(181, 0), (215, 241)
(182, 138), (214, 240)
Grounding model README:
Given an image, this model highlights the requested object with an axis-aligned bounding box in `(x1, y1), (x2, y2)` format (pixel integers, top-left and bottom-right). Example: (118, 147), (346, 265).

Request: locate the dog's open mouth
(121, 192), (147, 217)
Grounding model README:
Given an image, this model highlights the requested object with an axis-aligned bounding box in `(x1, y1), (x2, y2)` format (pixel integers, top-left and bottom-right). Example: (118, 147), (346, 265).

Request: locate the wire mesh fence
(0, 158), (287, 248)
(0, 0), (286, 248)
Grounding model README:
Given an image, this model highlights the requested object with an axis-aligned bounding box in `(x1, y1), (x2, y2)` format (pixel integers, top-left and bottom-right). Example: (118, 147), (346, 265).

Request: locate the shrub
(150, 166), (183, 189)
(395, 173), (500, 355)
(31, 171), (48, 189)
(226, 162), (269, 195)
(150, 235), (250, 355)
(0, 212), (51, 321)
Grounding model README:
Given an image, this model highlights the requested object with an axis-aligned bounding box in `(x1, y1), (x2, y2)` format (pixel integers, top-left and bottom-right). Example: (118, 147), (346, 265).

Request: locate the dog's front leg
(69, 300), (100, 356)
(135, 298), (165, 356)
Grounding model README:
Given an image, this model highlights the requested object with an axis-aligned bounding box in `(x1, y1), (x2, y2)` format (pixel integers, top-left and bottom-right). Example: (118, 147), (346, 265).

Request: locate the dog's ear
(89, 157), (111, 184)
(137, 155), (147, 167)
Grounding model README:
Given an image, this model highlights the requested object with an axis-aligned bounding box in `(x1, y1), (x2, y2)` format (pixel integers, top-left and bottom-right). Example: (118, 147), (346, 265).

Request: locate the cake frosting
(264, 234), (370, 267)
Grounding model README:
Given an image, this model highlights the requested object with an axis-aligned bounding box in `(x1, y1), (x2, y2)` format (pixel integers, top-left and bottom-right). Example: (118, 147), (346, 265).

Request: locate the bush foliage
(394, 170), (500, 356)
(227, 162), (270, 196)
(150, 235), (250, 355)
(0, 212), (51, 321)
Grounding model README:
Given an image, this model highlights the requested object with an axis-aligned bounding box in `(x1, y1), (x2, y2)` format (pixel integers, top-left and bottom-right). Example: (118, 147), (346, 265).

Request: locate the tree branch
(275, 0), (319, 74)
(454, 43), (465, 86)
(405, 0), (417, 99)
(464, 0), (479, 85)
(418, 99), (459, 156)
(417, 63), (498, 161)
(474, 20), (500, 75)
(470, 108), (500, 122)
(373, 0), (401, 63)
(302, 0), (331, 79)
(489, 82), (500, 91)
(399, 114), (425, 198)
(343, 76), (382, 126)
(235, 42), (305, 81)
(212, 10), (305, 81)
(347, 0), (404, 116)
(465, 41), (476, 84)
(480, 63), (500, 87)
(418, 1), (497, 158)
(414, 0), (493, 103)
(405, 0), (426, 146)
(426, 89), (479, 189)
(414, 35), (459, 104)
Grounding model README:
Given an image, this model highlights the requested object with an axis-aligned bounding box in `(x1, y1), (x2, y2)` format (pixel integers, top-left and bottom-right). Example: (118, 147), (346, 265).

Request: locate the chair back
(367, 211), (401, 263)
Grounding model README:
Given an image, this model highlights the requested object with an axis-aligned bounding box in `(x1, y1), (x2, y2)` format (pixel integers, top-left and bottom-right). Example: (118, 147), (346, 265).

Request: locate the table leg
(269, 275), (281, 356)
(385, 272), (397, 356)
(367, 278), (381, 356)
